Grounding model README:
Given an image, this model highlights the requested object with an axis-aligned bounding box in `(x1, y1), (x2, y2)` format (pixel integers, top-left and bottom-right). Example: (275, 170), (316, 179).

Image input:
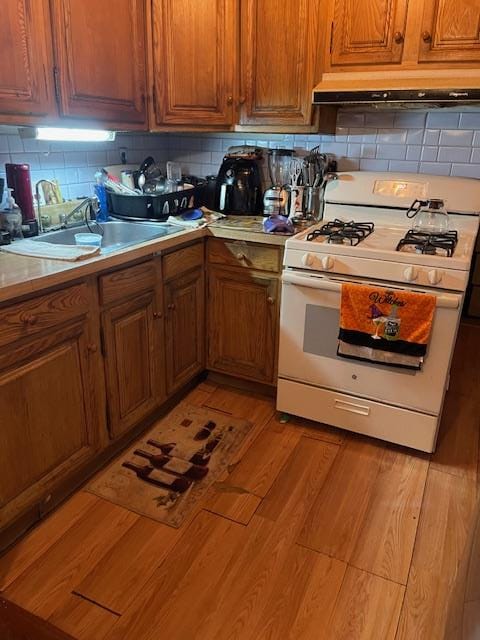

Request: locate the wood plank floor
(1, 323), (480, 639)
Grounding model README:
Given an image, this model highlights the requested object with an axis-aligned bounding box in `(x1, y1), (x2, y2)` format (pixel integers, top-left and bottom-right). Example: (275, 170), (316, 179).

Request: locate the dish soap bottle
(94, 171), (109, 222)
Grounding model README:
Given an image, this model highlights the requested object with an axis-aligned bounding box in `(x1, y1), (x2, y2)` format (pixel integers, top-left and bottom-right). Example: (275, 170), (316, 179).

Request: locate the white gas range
(277, 172), (480, 452)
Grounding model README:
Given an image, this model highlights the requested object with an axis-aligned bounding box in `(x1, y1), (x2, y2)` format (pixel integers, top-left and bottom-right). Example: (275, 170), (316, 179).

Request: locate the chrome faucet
(34, 179), (97, 233)
(34, 179), (57, 234)
(58, 197), (96, 228)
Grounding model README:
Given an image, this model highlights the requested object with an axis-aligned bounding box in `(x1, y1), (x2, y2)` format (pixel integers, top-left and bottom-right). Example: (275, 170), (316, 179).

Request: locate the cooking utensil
(166, 161), (182, 192)
(139, 156), (155, 175)
(288, 159), (303, 218)
(144, 176), (167, 195)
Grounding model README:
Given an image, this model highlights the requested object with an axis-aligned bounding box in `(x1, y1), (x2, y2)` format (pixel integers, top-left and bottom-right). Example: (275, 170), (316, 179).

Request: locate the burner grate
(396, 230), (458, 257)
(307, 219), (375, 246)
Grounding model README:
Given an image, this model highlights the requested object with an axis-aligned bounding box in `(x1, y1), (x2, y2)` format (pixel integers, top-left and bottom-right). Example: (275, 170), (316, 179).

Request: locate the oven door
(278, 270), (462, 415)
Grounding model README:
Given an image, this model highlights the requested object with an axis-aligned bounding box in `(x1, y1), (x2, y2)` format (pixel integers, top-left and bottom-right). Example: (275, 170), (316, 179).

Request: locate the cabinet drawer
(100, 260), (156, 306)
(0, 283), (90, 348)
(207, 239), (282, 273)
(163, 242), (204, 281)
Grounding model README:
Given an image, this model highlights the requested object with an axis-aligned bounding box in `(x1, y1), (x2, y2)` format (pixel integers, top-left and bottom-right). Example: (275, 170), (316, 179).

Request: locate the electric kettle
(406, 198), (449, 234)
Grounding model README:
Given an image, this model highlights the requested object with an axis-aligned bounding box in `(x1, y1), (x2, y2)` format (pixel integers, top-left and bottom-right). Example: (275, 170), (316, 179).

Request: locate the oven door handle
(282, 272), (460, 309)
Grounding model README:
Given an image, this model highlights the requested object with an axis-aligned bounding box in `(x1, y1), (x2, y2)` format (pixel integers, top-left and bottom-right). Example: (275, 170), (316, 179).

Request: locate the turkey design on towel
(338, 283), (436, 369)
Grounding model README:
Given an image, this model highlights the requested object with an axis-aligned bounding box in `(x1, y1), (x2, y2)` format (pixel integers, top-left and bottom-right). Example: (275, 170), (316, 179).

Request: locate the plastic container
(106, 178), (206, 222)
(74, 233), (102, 248)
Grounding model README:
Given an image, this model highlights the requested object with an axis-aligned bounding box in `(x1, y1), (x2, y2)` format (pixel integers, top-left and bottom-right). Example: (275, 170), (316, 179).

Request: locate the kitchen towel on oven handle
(337, 282), (436, 369)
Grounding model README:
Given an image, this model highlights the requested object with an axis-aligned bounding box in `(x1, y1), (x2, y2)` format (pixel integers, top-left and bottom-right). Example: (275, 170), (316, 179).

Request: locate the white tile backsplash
(376, 144), (407, 160)
(437, 146), (471, 163)
(421, 146), (438, 161)
(406, 146), (421, 161)
(426, 112), (460, 128)
(420, 162), (452, 175)
(2, 107), (480, 207)
(423, 129), (441, 146)
(376, 129), (408, 144)
(438, 129), (474, 146)
(451, 164), (480, 178)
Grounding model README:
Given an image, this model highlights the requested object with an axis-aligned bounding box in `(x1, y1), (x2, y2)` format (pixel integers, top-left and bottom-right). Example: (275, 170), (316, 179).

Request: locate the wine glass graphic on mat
(369, 304), (386, 339)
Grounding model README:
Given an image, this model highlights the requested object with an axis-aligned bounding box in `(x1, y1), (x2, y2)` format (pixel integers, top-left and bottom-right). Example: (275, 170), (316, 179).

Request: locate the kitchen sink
(32, 220), (184, 254)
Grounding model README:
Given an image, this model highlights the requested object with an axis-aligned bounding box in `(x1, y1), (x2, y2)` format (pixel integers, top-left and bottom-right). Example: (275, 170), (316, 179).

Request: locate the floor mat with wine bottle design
(87, 403), (252, 527)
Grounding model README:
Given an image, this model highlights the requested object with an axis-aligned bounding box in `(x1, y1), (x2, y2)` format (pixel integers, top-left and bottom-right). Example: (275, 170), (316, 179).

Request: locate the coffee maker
(215, 146), (263, 215)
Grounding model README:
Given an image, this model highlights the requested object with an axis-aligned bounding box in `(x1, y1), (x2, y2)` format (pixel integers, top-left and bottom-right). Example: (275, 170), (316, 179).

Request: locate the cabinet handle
(153, 311), (162, 319)
(267, 296), (275, 305)
(394, 31), (404, 44)
(238, 96), (246, 105)
(23, 314), (37, 326)
(87, 343), (98, 353)
(422, 31), (432, 42)
(167, 303), (176, 311)
(226, 95), (233, 105)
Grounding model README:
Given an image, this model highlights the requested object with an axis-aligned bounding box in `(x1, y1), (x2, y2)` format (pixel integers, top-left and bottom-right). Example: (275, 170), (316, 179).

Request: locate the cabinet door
(102, 291), (164, 439)
(239, 0), (321, 126)
(164, 267), (205, 394)
(330, 0), (408, 66)
(208, 267), (279, 384)
(50, 0), (147, 126)
(418, 0), (480, 63)
(151, 0), (236, 126)
(0, 0), (55, 119)
(0, 320), (99, 521)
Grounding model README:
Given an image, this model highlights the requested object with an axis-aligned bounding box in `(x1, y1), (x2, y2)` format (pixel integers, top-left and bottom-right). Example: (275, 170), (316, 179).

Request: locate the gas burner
(307, 219), (375, 246)
(396, 230), (458, 257)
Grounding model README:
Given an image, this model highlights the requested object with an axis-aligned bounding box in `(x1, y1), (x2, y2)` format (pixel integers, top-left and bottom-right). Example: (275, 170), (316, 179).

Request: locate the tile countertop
(0, 218), (288, 304)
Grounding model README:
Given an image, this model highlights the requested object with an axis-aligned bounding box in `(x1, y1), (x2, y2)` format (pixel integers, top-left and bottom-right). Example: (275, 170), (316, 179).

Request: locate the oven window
(303, 305), (339, 358)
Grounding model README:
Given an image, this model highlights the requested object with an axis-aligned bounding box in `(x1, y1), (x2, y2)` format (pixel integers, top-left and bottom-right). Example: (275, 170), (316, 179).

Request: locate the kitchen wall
(1, 108), (480, 208)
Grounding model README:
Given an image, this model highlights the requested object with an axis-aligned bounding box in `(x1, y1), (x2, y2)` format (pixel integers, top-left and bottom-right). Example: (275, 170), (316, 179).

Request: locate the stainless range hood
(313, 69), (480, 107)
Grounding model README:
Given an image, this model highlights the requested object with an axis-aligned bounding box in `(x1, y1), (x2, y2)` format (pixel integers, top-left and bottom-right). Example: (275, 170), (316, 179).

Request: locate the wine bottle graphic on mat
(122, 461), (192, 493)
(133, 449), (209, 480)
(384, 304), (401, 341)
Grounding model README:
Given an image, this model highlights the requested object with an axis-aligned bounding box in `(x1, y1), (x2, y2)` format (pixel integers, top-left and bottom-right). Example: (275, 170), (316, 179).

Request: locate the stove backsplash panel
(1, 108), (480, 207)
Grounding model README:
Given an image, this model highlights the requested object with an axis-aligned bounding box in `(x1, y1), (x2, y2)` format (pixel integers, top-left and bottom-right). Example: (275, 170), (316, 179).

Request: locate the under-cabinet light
(35, 127), (116, 142)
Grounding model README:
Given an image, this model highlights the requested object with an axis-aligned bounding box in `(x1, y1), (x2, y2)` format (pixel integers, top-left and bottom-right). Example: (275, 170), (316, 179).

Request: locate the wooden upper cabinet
(239, 0), (321, 126)
(151, 0), (236, 127)
(0, 0), (55, 120)
(418, 0), (480, 63)
(50, 0), (147, 126)
(330, 0), (408, 66)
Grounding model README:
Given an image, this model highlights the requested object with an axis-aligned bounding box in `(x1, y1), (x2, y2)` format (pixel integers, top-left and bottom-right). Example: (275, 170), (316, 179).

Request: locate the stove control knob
(428, 269), (442, 285)
(403, 266), (418, 282)
(321, 256), (334, 271)
(302, 253), (314, 267)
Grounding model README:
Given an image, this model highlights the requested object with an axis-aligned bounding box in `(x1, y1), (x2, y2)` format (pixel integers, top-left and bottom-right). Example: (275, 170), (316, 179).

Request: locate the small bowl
(74, 233), (102, 248)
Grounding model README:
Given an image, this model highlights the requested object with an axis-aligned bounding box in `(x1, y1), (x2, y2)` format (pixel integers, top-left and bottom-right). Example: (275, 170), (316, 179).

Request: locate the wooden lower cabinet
(207, 265), (279, 384)
(0, 285), (102, 531)
(101, 289), (165, 439)
(164, 266), (205, 394)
